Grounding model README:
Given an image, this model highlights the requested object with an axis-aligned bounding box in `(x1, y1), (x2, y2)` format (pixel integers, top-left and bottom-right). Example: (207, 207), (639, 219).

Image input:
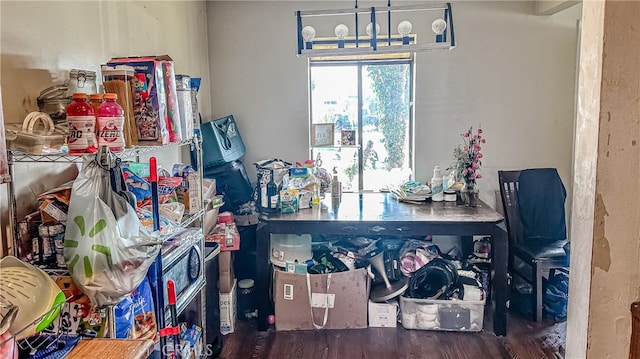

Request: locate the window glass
(310, 60), (413, 192)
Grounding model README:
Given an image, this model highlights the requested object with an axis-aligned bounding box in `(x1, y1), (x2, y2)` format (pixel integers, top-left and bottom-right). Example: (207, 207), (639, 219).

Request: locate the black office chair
(498, 168), (569, 321)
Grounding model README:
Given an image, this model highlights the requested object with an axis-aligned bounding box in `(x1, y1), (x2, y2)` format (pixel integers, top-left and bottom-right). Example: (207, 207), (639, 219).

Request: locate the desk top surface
(261, 192), (503, 224)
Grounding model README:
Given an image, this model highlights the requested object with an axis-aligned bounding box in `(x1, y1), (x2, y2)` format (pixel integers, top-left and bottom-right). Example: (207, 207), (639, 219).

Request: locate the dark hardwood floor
(218, 309), (566, 359)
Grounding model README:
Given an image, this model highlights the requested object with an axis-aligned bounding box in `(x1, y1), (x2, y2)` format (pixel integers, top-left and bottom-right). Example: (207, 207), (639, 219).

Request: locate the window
(309, 59), (414, 192)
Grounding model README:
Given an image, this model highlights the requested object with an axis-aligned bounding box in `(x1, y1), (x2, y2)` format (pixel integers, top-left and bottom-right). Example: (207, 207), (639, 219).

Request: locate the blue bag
(202, 115), (246, 168)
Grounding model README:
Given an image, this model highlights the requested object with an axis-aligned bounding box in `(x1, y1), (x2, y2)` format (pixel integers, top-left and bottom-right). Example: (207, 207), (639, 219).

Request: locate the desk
(256, 193), (508, 336)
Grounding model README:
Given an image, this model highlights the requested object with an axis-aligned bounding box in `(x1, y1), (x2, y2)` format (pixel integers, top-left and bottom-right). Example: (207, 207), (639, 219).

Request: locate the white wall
(207, 0), (581, 210)
(0, 1), (212, 248)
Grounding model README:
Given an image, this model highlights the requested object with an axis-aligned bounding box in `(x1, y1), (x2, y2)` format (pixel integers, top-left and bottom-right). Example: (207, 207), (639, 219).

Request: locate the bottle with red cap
(97, 93), (125, 152)
(66, 93), (97, 155)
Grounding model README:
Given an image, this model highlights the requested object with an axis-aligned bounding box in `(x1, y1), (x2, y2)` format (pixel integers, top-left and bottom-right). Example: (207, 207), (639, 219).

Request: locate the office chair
(498, 168), (569, 321)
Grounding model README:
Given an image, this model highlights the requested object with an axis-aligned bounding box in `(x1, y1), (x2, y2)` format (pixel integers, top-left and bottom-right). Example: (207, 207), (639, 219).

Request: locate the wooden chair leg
(533, 262), (543, 322)
(630, 302), (640, 359)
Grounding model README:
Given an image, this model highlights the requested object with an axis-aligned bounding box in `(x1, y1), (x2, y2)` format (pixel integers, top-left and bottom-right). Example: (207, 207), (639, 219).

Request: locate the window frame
(308, 57), (415, 192)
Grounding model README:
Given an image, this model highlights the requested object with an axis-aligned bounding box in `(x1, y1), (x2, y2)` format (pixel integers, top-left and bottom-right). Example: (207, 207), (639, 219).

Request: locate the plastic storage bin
(201, 115), (246, 168)
(269, 234), (312, 267)
(400, 296), (485, 332)
(5, 114), (66, 154)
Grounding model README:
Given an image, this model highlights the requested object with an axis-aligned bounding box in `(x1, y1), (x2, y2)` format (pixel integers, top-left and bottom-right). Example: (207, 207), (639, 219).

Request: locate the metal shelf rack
(4, 136), (208, 356)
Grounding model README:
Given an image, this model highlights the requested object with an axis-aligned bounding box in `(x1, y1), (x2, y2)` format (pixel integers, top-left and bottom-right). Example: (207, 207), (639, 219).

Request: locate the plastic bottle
(89, 93), (103, 114)
(97, 93), (125, 152)
(331, 167), (341, 200)
(66, 93), (97, 155)
(431, 166), (444, 202)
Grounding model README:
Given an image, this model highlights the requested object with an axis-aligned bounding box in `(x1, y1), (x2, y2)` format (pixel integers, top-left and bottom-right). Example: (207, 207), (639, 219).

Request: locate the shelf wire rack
(0, 296), (80, 357)
(8, 138), (197, 164)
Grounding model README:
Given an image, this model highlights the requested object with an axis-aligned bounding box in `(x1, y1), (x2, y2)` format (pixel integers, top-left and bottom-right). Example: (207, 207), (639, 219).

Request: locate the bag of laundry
(64, 148), (161, 308)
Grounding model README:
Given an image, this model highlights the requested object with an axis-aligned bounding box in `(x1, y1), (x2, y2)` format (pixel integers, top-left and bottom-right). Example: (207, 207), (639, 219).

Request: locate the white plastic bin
(400, 296), (485, 332)
(269, 234), (312, 267)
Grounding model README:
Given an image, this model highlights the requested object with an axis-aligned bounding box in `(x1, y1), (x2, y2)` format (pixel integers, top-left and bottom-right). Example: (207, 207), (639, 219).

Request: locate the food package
(173, 164), (200, 215)
(107, 55), (173, 145)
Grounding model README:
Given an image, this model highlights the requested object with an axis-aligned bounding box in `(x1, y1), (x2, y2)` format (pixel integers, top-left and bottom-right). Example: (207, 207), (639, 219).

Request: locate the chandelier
(295, 1), (455, 57)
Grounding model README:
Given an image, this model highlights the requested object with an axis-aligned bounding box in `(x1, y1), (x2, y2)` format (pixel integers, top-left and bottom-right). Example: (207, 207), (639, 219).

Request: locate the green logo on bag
(64, 215), (112, 278)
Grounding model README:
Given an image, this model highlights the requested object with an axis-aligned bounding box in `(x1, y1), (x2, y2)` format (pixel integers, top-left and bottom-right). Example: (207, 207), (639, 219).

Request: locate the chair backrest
(499, 168), (568, 246)
(498, 170), (524, 246)
(518, 168), (567, 241)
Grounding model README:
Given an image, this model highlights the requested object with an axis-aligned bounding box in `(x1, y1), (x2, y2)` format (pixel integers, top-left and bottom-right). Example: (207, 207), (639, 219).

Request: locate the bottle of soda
(66, 93), (97, 155)
(97, 93), (125, 152)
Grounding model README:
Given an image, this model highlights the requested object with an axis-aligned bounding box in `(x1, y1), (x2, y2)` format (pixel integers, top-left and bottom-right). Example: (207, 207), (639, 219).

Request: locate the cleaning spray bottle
(431, 165), (444, 202)
(331, 167), (341, 200)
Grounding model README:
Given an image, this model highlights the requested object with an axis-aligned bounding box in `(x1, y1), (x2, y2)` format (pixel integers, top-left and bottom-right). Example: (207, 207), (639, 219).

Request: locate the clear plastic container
(400, 296), (485, 332)
(269, 234), (312, 267)
(66, 93), (97, 155)
(101, 64), (135, 82)
(5, 113), (66, 155)
(97, 93), (125, 152)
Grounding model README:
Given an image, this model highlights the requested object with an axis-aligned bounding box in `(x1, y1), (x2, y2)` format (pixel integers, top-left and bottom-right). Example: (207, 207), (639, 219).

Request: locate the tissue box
(368, 300), (398, 328)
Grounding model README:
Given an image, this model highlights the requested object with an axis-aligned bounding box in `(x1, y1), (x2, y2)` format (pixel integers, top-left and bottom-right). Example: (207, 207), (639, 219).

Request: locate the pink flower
(452, 126), (485, 184)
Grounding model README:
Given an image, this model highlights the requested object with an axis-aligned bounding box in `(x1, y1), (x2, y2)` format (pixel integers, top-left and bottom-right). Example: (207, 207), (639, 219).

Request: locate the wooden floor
(219, 310), (566, 359)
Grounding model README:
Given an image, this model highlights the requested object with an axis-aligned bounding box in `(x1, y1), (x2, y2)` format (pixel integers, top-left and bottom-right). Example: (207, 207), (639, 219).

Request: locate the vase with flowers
(451, 126), (485, 207)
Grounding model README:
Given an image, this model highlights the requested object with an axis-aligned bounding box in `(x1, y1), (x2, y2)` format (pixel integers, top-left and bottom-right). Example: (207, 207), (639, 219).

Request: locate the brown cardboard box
(107, 55), (172, 145)
(218, 251), (235, 293)
(219, 279), (237, 335)
(205, 222), (240, 251)
(274, 268), (369, 331)
(176, 169), (200, 215)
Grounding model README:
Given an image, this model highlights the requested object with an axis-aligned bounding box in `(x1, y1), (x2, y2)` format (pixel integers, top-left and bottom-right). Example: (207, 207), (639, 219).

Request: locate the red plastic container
(217, 211), (234, 224)
(97, 93), (125, 152)
(66, 93), (97, 155)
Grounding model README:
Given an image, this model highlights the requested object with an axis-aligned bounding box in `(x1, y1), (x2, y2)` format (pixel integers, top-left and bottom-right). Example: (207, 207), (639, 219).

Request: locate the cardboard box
(219, 279), (237, 335)
(173, 165), (200, 215)
(203, 206), (220, 236)
(274, 268), (370, 331)
(205, 222), (240, 251)
(49, 275), (109, 337)
(368, 300), (398, 328)
(107, 55), (171, 144)
(218, 251), (235, 293)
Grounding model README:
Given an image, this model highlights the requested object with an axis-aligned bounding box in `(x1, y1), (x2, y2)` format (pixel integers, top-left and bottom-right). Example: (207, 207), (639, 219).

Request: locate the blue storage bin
(202, 115), (246, 168)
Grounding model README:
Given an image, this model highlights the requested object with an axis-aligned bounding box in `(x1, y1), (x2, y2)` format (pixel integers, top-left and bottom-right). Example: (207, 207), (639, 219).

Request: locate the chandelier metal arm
(295, 2), (455, 58)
